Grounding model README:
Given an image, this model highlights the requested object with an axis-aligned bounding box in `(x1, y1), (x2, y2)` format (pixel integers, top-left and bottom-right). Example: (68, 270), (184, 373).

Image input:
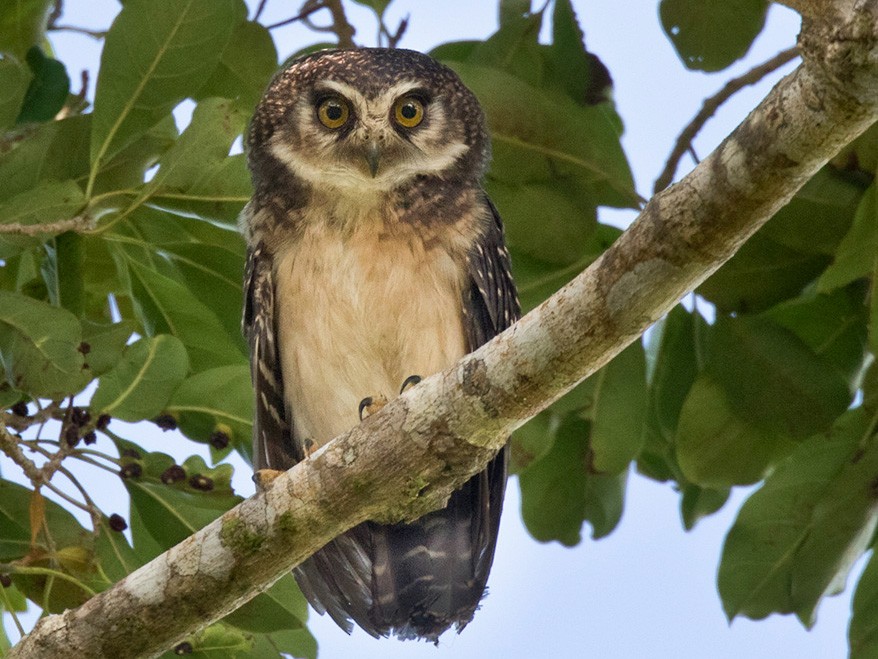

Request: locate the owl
(241, 48), (519, 641)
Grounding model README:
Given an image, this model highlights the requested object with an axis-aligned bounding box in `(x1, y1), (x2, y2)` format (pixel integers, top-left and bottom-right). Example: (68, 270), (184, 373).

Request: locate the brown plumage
(241, 48), (519, 641)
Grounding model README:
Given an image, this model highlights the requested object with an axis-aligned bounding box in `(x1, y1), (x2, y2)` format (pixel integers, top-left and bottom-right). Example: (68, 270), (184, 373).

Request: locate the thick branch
(10, 2), (878, 657)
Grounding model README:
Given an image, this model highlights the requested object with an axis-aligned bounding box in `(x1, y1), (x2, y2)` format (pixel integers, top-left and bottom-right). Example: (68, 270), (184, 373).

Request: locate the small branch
(379, 15), (409, 48)
(48, 25), (107, 40)
(264, 0), (326, 30)
(0, 423), (43, 484)
(0, 214), (94, 237)
(322, 0), (356, 47)
(252, 0), (269, 21)
(654, 47), (800, 193)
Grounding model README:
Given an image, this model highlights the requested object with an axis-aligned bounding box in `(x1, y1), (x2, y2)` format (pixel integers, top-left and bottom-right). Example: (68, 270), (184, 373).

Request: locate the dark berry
(154, 414), (177, 431)
(96, 413), (111, 430)
(121, 448), (141, 459)
(209, 430), (230, 450)
(0, 573), (11, 588)
(10, 401), (28, 417)
(71, 407), (90, 427)
(161, 465), (186, 484)
(108, 514), (128, 532)
(83, 431), (97, 445)
(64, 424), (80, 447)
(174, 642), (193, 655)
(189, 474), (214, 492)
(78, 341), (91, 355)
(119, 462), (142, 479)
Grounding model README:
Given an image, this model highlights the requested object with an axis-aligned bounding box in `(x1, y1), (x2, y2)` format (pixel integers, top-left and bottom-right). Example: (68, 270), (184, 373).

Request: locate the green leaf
(447, 61), (636, 208)
(0, 290), (85, 398)
(143, 98), (250, 225)
(549, 0), (611, 104)
(698, 228), (829, 313)
(112, 209), (246, 345)
(850, 549), (878, 658)
(223, 574), (308, 634)
(519, 415), (625, 545)
(167, 365), (253, 453)
(819, 183), (878, 292)
(680, 484), (730, 531)
(765, 286), (868, 391)
(90, 0), (245, 167)
(16, 46), (70, 124)
(489, 179), (596, 265)
(639, 306), (708, 483)
(719, 409), (878, 626)
(676, 374), (796, 487)
(0, 480), (95, 611)
(0, 55), (31, 130)
(761, 167), (865, 256)
(91, 335), (189, 422)
(511, 223), (619, 313)
(587, 340), (647, 474)
(707, 316), (853, 439)
(95, 518), (145, 583)
(249, 628), (317, 659)
(659, 0), (769, 72)
(193, 21), (278, 110)
(0, 179), (85, 237)
(0, 116), (88, 203)
(0, 0), (53, 58)
(119, 249), (246, 372)
(80, 321), (135, 377)
(0, 480), (87, 561)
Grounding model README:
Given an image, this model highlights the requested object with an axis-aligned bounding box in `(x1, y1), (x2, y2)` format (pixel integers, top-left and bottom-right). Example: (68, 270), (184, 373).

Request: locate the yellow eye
(317, 97), (350, 129)
(393, 96), (425, 128)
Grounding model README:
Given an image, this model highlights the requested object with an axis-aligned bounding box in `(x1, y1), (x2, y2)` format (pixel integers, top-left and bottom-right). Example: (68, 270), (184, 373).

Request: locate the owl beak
(364, 142), (381, 178)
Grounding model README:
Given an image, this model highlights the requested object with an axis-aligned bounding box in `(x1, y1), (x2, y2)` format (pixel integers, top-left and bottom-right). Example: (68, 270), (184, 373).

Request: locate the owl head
(246, 48), (490, 197)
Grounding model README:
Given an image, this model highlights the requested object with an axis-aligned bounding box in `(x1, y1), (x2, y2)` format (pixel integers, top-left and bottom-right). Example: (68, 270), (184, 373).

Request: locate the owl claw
(400, 375), (422, 394)
(359, 394), (388, 421)
(253, 469), (284, 492)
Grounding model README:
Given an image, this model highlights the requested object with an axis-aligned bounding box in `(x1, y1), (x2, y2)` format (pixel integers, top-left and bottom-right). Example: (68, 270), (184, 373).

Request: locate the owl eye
(317, 96), (350, 129)
(393, 96), (425, 128)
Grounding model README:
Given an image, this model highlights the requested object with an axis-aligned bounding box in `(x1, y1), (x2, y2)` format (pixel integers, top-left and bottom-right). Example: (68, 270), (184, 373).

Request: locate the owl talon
(358, 395), (388, 420)
(400, 375), (422, 394)
(253, 469), (284, 492)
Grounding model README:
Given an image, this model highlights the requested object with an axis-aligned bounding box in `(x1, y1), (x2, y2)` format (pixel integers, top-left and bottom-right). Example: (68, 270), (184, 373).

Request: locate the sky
(1, 1), (858, 658)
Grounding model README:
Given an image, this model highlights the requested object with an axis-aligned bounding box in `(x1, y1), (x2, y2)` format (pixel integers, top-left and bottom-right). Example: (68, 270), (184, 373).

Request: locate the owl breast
(274, 220), (468, 448)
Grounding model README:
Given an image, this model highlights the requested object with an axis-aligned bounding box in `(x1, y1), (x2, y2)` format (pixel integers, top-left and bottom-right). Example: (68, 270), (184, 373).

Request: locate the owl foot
(400, 375), (422, 393)
(358, 395), (388, 421)
(253, 469), (284, 492)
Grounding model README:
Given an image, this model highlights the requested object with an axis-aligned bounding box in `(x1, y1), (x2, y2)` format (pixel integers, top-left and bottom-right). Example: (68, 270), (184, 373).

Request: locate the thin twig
(49, 24), (107, 39)
(0, 423), (43, 483)
(0, 214), (93, 237)
(654, 46), (800, 194)
(264, 0), (325, 30)
(253, 0), (269, 21)
(323, 0), (356, 47)
(379, 15), (408, 48)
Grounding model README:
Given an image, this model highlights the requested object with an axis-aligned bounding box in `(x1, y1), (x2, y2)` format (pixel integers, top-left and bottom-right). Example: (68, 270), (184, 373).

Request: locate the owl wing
(243, 240), (299, 470)
(365, 197), (521, 640)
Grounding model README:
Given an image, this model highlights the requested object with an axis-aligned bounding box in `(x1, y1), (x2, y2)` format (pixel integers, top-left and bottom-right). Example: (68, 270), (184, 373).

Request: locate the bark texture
(10, 2), (878, 656)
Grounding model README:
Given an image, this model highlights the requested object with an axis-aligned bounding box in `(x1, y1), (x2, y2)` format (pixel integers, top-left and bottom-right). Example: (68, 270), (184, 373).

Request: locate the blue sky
(2, 1), (855, 658)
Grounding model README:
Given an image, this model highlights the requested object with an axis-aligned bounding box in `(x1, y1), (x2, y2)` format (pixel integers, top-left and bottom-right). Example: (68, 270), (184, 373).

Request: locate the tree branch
(654, 47), (800, 194)
(0, 215), (93, 236)
(10, 2), (878, 657)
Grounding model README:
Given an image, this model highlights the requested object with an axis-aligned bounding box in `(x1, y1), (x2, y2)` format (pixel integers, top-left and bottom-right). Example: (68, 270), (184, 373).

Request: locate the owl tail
(293, 447), (507, 642)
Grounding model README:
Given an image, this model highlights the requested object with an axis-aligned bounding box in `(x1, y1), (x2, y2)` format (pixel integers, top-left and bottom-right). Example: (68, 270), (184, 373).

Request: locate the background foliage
(0, 0), (876, 657)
